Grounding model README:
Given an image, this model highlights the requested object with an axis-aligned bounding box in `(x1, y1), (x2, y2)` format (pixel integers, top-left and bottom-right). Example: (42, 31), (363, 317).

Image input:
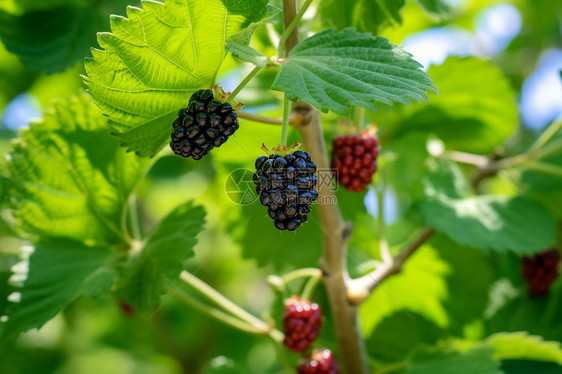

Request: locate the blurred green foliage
(0, 0), (561, 373)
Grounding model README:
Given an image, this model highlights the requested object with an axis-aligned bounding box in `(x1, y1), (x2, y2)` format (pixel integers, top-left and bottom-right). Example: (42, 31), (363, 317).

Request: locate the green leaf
(416, 0), (452, 16)
(116, 201), (205, 313)
(317, 0), (406, 35)
(83, 0), (270, 157)
(271, 28), (437, 115)
(366, 311), (448, 363)
(398, 57), (518, 153)
(7, 95), (149, 245)
(420, 160), (556, 254)
(360, 245), (451, 336)
(404, 347), (503, 374)
(486, 332), (562, 365)
(225, 41), (268, 67)
(0, 6), (98, 74)
(1, 239), (117, 342)
(501, 360), (562, 374)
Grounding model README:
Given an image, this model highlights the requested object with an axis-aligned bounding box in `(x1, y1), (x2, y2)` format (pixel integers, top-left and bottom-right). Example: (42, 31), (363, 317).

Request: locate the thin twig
(237, 111), (301, 126)
(347, 227), (436, 305)
(172, 290), (266, 335)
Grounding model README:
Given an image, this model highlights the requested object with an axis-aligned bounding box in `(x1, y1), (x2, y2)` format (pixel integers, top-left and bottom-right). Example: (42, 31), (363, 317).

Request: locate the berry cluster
(297, 349), (339, 374)
(331, 133), (379, 192)
(254, 150), (317, 231)
(521, 249), (560, 296)
(170, 89), (239, 160)
(283, 298), (322, 352)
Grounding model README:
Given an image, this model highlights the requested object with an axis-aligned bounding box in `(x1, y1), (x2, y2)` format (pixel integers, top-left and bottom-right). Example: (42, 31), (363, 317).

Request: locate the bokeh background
(0, 0), (561, 373)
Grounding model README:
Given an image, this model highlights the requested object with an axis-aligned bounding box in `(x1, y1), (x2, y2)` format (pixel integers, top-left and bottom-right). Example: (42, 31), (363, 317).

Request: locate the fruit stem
(301, 275), (321, 301)
(228, 65), (263, 102)
(179, 270), (271, 331)
(376, 183), (392, 264)
(278, 0), (314, 57)
(128, 194), (142, 241)
(527, 117), (562, 156)
(281, 267), (322, 285)
(280, 94), (291, 146)
(355, 107), (365, 133)
(172, 289), (265, 335)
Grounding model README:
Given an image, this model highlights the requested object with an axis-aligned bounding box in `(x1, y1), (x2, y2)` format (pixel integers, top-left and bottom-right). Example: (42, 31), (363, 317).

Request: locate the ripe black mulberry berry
(521, 249), (560, 296)
(283, 297), (322, 352)
(331, 132), (379, 192)
(170, 89), (239, 160)
(297, 349), (339, 374)
(254, 149), (317, 231)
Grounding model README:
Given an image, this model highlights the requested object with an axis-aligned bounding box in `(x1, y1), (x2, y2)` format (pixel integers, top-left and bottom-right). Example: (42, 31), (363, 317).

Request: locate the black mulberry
(254, 149), (317, 231)
(170, 89), (239, 160)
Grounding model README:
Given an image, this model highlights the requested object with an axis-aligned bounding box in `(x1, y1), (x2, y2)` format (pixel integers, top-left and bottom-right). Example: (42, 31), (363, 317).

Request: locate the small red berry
(331, 132), (379, 192)
(521, 249), (560, 296)
(297, 349), (339, 374)
(283, 297), (322, 352)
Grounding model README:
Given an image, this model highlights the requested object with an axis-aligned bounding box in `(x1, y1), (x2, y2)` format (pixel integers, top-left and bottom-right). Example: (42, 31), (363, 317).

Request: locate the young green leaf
(225, 41), (268, 67)
(7, 95), (149, 245)
(1, 239), (117, 342)
(83, 0), (271, 157)
(271, 28), (437, 115)
(420, 160), (556, 254)
(116, 201), (205, 313)
(486, 332), (562, 365)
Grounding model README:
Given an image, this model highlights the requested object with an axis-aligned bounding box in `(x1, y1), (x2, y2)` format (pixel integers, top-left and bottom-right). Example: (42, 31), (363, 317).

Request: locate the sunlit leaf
(83, 0), (271, 157)
(405, 347), (502, 374)
(7, 95), (149, 245)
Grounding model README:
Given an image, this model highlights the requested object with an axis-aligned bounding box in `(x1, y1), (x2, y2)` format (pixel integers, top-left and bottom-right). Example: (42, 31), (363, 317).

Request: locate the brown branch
(347, 227), (436, 305)
(294, 100), (368, 374)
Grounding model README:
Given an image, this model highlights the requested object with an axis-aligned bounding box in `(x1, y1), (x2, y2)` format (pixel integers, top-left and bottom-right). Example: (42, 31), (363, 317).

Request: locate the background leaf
(0, 239), (117, 342)
(317, 0), (406, 35)
(84, 0), (271, 157)
(420, 159), (556, 254)
(486, 332), (562, 365)
(403, 347), (503, 374)
(116, 201), (205, 313)
(395, 58), (518, 154)
(7, 95), (149, 245)
(271, 28), (437, 115)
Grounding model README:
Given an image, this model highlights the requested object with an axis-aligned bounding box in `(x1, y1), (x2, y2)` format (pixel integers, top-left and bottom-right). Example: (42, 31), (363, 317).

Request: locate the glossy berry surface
(297, 349), (339, 374)
(521, 249), (560, 296)
(283, 298), (322, 352)
(170, 89), (239, 160)
(331, 133), (379, 192)
(253, 151), (317, 231)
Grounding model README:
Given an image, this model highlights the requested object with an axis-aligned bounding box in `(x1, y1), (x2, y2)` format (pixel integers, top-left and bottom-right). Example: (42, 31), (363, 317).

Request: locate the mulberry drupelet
(297, 349), (340, 374)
